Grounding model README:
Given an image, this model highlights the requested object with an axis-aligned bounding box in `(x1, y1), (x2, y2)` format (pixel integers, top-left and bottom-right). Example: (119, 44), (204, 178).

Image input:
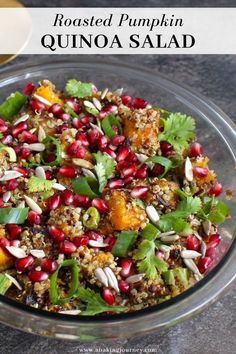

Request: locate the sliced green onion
(72, 177), (99, 199)
(50, 259), (79, 305)
(146, 156), (172, 177)
(0, 208), (29, 224)
(112, 231), (138, 257)
(101, 114), (122, 138)
(63, 103), (78, 118)
(40, 136), (62, 166)
(85, 106), (99, 117)
(82, 207), (100, 229)
(0, 274), (12, 295)
(0, 92), (27, 120)
(141, 223), (159, 241)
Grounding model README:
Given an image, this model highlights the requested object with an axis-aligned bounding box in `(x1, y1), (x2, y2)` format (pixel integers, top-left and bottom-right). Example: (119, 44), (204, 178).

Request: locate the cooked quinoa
(0, 79), (229, 316)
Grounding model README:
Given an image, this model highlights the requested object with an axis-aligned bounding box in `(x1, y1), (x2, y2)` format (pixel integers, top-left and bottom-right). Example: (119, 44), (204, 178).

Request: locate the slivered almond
(126, 273), (145, 283)
(0, 170), (23, 181)
(13, 114), (29, 126)
(35, 166), (46, 179)
(24, 143), (45, 152)
(88, 240), (108, 248)
(5, 274), (22, 290)
(82, 168), (96, 179)
(33, 94), (52, 106)
(30, 249), (45, 258)
(94, 267), (108, 287)
(185, 157), (193, 181)
(101, 88), (108, 100)
(72, 158), (94, 169)
(38, 126), (46, 142)
(52, 183), (66, 191)
(181, 250), (202, 259)
(146, 205), (159, 224)
(104, 267), (119, 293)
(2, 191), (11, 203)
(24, 195), (42, 214)
(6, 246), (26, 259)
(183, 258), (202, 277)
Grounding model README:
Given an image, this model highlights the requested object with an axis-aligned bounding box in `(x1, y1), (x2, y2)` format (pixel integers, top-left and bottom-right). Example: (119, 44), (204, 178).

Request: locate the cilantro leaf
(159, 113), (195, 152)
(65, 79), (92, 98)
(199, 197), (229, 225)
(133, 240), (168, 280)
(145, 156), (172, 177)
(93, 152), (116, 193)
(28, 176), (55, 193)
(77, 287), (127, 315)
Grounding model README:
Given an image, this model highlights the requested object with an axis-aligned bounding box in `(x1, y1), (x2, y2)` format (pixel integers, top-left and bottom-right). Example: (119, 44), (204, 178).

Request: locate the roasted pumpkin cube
(192, 156), (216, 187)
(0, 248), (14, 272)
(34, 83), (63, 106)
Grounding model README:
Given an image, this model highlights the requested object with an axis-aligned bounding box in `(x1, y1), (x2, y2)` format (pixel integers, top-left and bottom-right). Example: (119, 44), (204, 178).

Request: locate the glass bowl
(0, 59), (235, 341)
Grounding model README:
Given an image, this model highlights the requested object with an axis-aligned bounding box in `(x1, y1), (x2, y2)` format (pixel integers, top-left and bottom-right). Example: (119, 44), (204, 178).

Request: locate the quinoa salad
(0, 79), (229, 316)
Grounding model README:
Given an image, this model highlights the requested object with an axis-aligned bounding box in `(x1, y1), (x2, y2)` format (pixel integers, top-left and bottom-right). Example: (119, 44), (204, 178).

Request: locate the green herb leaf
(141, 223), (159, 241)
(112, 231), (138, 257)
(93, 152), (116, 193)
(72, 177), (99, 199)
(0, 208), (29, 224)
(145, 156), (172, 177)
(172, 219), (193, 235)
(0, 92), (27, 120)
(101, 114), (122, 138)
(65, 79), (92, 98)
(134, 240), (168, 280)
(159, 113), (195, 152)
(77, 287), (127, 316)
(0, 274), (12, 294)
(63, 103), (78, 118)
(200, 197), (229, 225)
(133, 199), (146, 209)
(28, 176), (55, 193)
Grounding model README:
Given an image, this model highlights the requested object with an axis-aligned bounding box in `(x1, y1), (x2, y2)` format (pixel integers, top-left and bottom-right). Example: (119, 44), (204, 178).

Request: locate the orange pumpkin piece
(0, 248), (14, 271)
(34, 85), (63, 106)
(192, 156), (216, 187)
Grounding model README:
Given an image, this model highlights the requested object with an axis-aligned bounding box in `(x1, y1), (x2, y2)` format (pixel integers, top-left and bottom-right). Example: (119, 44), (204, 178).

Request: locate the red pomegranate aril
(104, 235), (116, 251)
(82, 115), (94, 125)
(23, 82), (35, 95)
(58, 112), (71, 121)
(20, 148), (31, 159)
(59, 166), (76, 178)
(27, 210), (41, 225)
(111, 125), (119, 134)
(76, 132), (89, 146)
(67, 142), (86, 158)
(5, 179), (18, 191)
(208, 181), (222, 197)
(65, 98), (82, 114)
(88, 128), (100, 145)
(30, 99), (45, 111)
(47, 194), (61, 210)
(102, 288), (115, 305)
(41, 258), (58, 273)
(48, 103), (64, 117)
(120, 259), (133, 278)
(121, 95), (132, 105)
(98, 135), (109, 150)
(45, 170), (54, 180)
(92, 198), (108, 213)
(59, 240), (77, 254)
(189, 142), (203, 157)
(193, 167), (209, 177)
(20, 130), (38, 144)
(102, 147), (116, 159)
(208, 233), (221, 248)
(15, 256), (34, 272)
(72, 118), (83, 129)
(48, 225), (65, 242)
(10, 240), (20, 247)
(103, 105), (117, 114)
(111, 135), (125, 146)
(12, 122), (27, 137)
(121, 164), (137, 178)
(118, 279), (130, 293)
(205, 247), (216, 260)
(13, 166), (28, 177)
(130, 186), (148, 199)
(56, 124), (69, 134)
(73, 236), (89, 247)
(133, 97), (148, 109)
(74, 195), (90, 208)
(86, 231), (101, 241)
(1, 134), (13, 145)
(61, 189), (74, 206)
(108, 179), (124, 189)
(0, 125), (8, 134)
(117, 160), (129, 172)
(151, 164), (165, 177)
(126, 152), (138, 163)
(28, 269), (48, 282)
(0, 237), (10, 248)
(116, 146), (130, 162)
(186, 235), (199, 251)
(197, 257), (213, 274)
(136, 164), (148, 179)
(6, 224), (22, 240)
(160, 141), (172, 155)
(0, 198), (3, 208)
(124, 176), (134, 185)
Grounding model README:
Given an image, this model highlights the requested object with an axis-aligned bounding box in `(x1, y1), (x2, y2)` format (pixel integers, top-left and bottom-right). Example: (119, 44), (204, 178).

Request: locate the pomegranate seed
(67, 141), (86, 158)
(133, 97), (147, 109)
(41, 258), (58, 273)
(197, 257), (213, 274)
(130, 186), (148, 199)
(116, 146), (130, 162)
(86, 231), (101, 241)
(23, 82), (35, 95)
(59, 240), (77, 254)
(205, 247), (216, 260)
(48, 103), (64, 117)
(20, 148), (31, 159)
(0, 198), (3, 207)
(98, 135), (109, 150)
(111, 135), (125, 146)
(81, 116), (94, 126)
(73, 236), (89, 247)
(118, 279), (130, 293)
(117, 160), (129, 172)
(48, 225), (65, 242)
(102, 288), (115, 305)
(111, 125), (119, 134)
(27, 210), (41, 225)
(208, 234), (221, 248)
(0, 125), (8, 134)
(208, 181), (222, 197)
(88, 129), (100, 145)
(6, 224), (22, 240)
(108, 179), (124, 189)
(102, 147), (116, 159)
(13, 166), (28, 177)
(74, 195), (90, 208)
(61, 189), (74, 206)
(58, 112), (71, 121)
(28, 269), (48, 282)
(0, 237), (10, 248)
(72, 118), (83, 129)
(56, 124), (69, 134)
(160, 141), (172, 156)
(120, 259), (133, 278)
(104, 235), (116, 251)
(126, 152), (138, 163)
(156, 250), (165, 259)
(121, 164), (137, 178)
(92, 198), (108, 213)
(1, 134), (13, 145)
(151, 164), (165, 177)
(76, 132), (89, 147)
(5, 179), (18, 191)
(189, 142), (203, 157)
(136, 164), (148, 179)
(15, 256), (34, 272)
(30, 99), (45, 111)
(186, 235), (199, 251)
(10, 240), (20, 247)
(103, 105), (117, 114)
(121, 95), (132, 105)
(20, 130), (38, 144)
(45, 170), (54, 180)
(47, 194), (61, 210)
(12, 122), (27, 137)
(65, 98), (82, 114)
(124, 176), (134, 185)
(58, 166), (76, 178)
(193, 167), (208, 177)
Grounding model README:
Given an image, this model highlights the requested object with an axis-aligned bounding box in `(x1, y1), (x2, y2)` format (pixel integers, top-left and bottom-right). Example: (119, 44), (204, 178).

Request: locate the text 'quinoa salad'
(0, 79), (229, 316)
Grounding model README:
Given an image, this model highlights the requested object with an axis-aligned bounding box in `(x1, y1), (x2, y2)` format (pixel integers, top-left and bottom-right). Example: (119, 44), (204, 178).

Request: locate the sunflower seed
(13, 114), (29, 126)
(181, 250), (202, 259)
(82, 168), (96, 179)
(24, 195), (42, 214)
(159, 244), (171, 252)
(92, 97), (102, 111)
(159, 231), (176, 237)
(90, 123), (104, 135)
(2, 191), (11, 203)
(17, 201), (25, 208)
(24, 143), (45, 152)
(88, 240), (108, 248)
(59, 310), (81, 315)
(113, 88), (123, 96)
(52, 183), (66, 191)
(33, 94), (52, 106)
(146, 205), (159, 224)
(104, 267), (119, 293)
(202, 220), (211, 235)
(5, 273), (22, 290)
(101, 88), (108, 100)
(183, 258), (202, 277)
(193, 231), (202, 241)
(0, 170), (23, 181)
(6, 246), (26, 259)
(135, 153), (149, 163)
(30, 249), (45, 258)
(72, 158), (94, 169)
(185, 157), (193, 182)
(161, 235), (180, 243)
(84, 100), (96, 109)
(201, 241), (207, 257)
(35, 166), (46, 179)
(94, 267), (108, 287)
(126, 273), (146, 284)
(38, 126), (46, 142)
